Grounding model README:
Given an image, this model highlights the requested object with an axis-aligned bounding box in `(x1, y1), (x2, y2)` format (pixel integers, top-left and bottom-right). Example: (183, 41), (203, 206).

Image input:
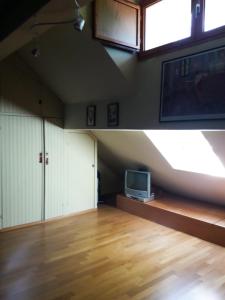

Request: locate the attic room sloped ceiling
(0, 0), (50, 42)
(0, 0), (94, 61)
(19, 23), (132, 104)
(94, 129), (225, 206)
(0, 0), (135, 105)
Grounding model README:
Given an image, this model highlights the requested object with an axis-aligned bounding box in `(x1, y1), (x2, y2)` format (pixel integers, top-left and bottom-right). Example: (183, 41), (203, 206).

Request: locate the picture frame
(160, 45), (225, 122)
(107, 102), (119, 127)
(86, 105), (96, 127)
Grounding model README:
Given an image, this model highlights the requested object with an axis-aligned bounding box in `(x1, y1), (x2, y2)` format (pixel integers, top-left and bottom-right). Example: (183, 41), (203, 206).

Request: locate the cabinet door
(1, 116), (43, 228)
(44, 119), (64, 219)
(94, 0), (140, 50)
(64, 132), (96, 214)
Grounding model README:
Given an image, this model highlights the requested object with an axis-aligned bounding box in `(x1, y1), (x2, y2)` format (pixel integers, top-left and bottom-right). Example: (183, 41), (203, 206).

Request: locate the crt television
(124, 170), (151, 200)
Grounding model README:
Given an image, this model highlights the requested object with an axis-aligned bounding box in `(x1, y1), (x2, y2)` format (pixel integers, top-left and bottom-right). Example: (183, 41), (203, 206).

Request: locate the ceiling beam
(0, 0), (50, 42)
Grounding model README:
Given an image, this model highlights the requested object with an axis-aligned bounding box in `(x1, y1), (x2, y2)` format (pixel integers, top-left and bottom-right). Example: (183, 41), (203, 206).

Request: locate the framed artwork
(107, 102), (119, 127)
(86, 105), (96, 126)
(160, 45), (225, 121)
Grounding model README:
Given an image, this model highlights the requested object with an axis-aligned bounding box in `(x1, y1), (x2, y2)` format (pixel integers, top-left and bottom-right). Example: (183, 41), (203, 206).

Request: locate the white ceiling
(1, 0), (134, 104)
(0, 0), (93, 61)
(10, 0), (132, 104)
(19, 23), (130, 104)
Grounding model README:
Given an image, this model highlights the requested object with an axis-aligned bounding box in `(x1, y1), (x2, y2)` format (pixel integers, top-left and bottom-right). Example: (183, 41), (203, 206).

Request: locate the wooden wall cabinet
(94, 0), (140, 51)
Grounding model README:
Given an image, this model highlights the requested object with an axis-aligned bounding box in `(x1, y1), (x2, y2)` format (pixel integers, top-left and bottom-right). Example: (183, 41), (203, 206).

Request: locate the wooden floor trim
(117, 194), (225, 247)
(0, 208), (97, 233)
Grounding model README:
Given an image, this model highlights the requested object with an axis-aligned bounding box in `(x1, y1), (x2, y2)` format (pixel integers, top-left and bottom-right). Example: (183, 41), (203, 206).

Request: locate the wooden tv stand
(117, 194), (225, 247)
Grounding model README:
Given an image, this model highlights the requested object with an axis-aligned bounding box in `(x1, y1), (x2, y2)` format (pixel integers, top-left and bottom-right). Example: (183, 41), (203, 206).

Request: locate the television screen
(126, 171), (148, 191)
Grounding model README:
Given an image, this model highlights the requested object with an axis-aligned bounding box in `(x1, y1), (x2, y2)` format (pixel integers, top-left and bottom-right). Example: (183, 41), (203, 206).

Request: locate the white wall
(65, 36), (225, 130)
(98, 158), (122, 195)
(0, 53), (64, 118)
(104, 46), (137, 84)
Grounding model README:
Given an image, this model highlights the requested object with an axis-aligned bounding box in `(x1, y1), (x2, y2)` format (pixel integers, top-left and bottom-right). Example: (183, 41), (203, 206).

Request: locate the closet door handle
(39, 152), (43, 163)
(45, 153), (49, 165)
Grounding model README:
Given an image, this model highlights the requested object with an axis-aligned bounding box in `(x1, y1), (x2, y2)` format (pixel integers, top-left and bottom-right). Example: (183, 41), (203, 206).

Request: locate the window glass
(145, 0), (192, 50)
(204, 0), (225, 32)
(144, 130), (225, 178)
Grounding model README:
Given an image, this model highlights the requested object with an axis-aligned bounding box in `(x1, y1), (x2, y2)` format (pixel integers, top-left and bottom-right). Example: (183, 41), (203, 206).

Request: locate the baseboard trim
(0, 208), (97, 233)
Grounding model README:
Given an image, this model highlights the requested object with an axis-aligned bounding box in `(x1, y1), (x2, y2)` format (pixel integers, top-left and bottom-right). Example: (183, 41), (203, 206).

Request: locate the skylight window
(142, 0), (225, 57)
(144, 0), (192, 50)
(204, 0), (225, 32)
(144, 130), (225, 178)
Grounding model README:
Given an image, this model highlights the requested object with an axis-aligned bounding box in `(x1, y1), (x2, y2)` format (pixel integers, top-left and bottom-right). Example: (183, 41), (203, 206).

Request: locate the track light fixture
(31, 0), (85, 57)
(31, 18), (41, 58)
(31, 47), (40, 58)
(74, 0), (85, 31)
(31, 0), (85, 32)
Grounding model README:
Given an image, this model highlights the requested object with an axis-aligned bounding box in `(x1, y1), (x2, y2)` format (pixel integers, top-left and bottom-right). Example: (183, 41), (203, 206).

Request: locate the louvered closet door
(44, 119), (64, 219)
(64, 132), (96, 214)
(1, 116), (43, 228)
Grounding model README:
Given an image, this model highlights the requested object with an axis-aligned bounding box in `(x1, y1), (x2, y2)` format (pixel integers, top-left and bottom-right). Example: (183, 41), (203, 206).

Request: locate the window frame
(140, 0), (225, 59)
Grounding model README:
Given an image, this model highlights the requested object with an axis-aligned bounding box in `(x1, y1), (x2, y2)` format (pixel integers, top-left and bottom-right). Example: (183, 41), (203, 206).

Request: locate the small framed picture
(107, 102), (119, 127)
(86, 105), (96, 126)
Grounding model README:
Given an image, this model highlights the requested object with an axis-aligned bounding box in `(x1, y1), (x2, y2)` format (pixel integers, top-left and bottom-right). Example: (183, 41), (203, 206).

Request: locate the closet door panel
(1, 116), (43, 228)
(0, 116), (2, 229)
(64, 132), (96, 214)
(44, 119), (64, 219)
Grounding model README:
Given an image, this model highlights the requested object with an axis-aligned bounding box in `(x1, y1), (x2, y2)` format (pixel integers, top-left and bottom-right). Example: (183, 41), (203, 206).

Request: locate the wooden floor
(1, 206), (225, 300)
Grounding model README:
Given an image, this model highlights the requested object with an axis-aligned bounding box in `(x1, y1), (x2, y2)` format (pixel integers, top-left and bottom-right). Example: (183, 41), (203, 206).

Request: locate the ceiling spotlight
(31, 47), (40, 58)
(30, 0), (85, 33)
(73, 15), (85, 32)
(31, 26), (41, 58)
(74, 0), (85, 31)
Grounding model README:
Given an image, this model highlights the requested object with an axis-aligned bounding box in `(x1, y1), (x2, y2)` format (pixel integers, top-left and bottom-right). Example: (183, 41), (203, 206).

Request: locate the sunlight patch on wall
(144, 130), (225, 178)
